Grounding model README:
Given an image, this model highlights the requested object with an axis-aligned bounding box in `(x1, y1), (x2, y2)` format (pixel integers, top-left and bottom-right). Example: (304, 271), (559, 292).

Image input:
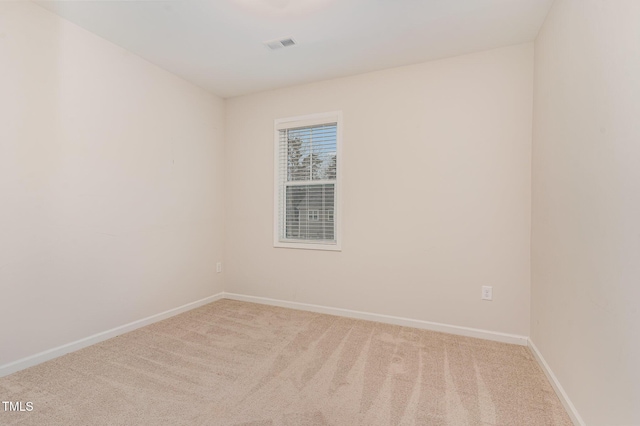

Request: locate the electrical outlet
(481, 286), (493, 301)
(216, 262), (222, 273)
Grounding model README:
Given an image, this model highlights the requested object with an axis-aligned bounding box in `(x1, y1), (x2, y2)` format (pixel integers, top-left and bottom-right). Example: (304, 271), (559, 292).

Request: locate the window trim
(273, 111), (342, 251)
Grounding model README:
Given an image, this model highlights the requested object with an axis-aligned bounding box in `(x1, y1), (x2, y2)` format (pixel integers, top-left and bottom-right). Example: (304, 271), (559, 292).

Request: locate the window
(274, 112), (341, 250)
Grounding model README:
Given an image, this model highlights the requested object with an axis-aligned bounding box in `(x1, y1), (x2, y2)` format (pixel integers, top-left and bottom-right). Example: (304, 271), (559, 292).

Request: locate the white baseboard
(223, 292), (529, 346)
(0, 292), (225, 378)
(0, 290), (530, 379)
(528, 339), (585, 426)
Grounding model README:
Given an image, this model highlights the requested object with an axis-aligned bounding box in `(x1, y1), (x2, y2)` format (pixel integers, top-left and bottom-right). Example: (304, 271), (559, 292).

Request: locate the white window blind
(274, 113), (340, 250)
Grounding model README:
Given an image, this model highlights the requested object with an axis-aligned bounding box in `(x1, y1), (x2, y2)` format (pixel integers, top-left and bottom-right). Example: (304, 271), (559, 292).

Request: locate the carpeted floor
(0, 299), (572, 425)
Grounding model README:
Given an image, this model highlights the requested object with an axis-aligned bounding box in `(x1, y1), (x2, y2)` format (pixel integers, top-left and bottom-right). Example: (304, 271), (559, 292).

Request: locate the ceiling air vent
(265, 37), (297, 50)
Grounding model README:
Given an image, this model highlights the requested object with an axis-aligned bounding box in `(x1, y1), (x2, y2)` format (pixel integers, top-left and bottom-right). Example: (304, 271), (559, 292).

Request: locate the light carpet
(0, 299), (572, 425)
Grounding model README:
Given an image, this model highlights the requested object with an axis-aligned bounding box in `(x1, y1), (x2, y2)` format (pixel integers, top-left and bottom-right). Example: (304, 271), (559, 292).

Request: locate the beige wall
(225, 44), (533, 336)
(0, 2), (225, 366)
(531, 0), (640, 424)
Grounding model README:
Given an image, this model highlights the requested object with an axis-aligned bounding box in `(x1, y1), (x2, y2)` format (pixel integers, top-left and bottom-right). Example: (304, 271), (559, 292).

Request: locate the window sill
(274, 241), (342, 251)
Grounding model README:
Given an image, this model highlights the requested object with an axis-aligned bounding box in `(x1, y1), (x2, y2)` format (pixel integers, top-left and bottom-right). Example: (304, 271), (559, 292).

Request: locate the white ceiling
(35, 0), (554, 98)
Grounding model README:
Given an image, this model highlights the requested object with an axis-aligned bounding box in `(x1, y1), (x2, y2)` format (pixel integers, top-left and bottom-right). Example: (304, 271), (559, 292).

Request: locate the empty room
(0, 0), (638, 425)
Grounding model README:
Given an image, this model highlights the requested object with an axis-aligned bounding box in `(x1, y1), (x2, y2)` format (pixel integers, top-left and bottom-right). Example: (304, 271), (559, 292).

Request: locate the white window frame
(273, 111), (342, 251)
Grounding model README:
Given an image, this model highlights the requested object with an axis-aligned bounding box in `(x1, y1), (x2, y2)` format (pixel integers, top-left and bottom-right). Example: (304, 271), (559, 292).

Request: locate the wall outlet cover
(482, 286), (493, 301)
